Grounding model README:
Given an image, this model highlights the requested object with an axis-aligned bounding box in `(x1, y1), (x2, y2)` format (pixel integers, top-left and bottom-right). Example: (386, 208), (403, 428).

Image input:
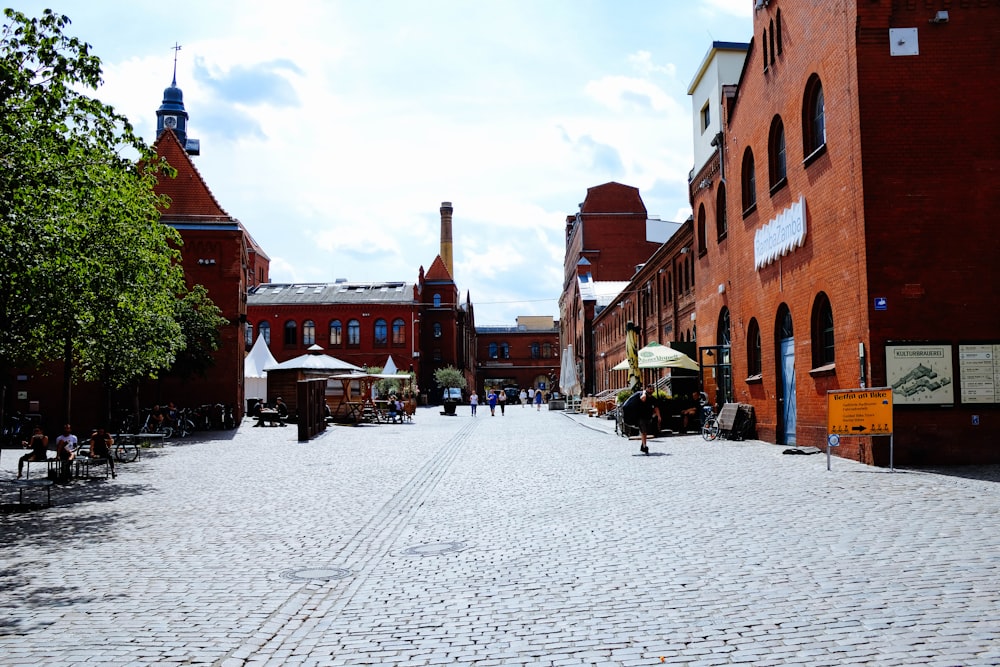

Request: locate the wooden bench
(254, 410), (286, 427)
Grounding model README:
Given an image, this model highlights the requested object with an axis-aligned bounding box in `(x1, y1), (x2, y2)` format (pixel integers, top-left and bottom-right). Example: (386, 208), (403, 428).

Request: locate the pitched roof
(247, 282), (416, 306)
(581, 182), (647, 216)
(153, 129), (233, 222)
(424, 255), (454, 282)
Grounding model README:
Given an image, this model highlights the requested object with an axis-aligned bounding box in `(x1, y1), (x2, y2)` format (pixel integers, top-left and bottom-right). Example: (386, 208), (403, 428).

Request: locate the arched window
(245, 321), (253, 347)
(258, 321), (270, 345)
(697, 204), (707, 255)
(747, 318), (762, 377)
(531, 342), (540, 359)
(762, 29), (768, 71)
(741, 147), (757, 213)
(500, 342), (509, 359)
(769, 19), (776, 66)
(811, 292), (835, 367)
(374, 318), (387, 346)
(803, 74), (826, 159)
(329, 320), (342, 346)
(302, 320), (315, 346)
(283, 320), (297, 346)
(392, 318), (405, 345)
(489, 342), (498, 359)
(542, 343), (552, 358)
(433, 293), (442, 308)
(433, 322), (442, 338)
(769, 116), (787, 189)
(717, 307), (731, 348)
(776, 10), (783, 54)
(716, 183), (728, 240)
(778, 305), (794, 340)
(347, 319), (360, 345)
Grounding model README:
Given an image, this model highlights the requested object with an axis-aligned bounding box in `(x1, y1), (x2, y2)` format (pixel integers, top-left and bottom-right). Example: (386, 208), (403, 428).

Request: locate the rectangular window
(700, 103), (711, 133)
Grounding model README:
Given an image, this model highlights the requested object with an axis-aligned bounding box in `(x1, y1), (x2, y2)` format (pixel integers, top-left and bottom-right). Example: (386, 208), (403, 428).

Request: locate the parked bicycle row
(117, 403), (236, 439)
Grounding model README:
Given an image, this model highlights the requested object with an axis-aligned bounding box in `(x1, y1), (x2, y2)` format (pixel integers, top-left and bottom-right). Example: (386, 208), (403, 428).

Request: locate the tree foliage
(0, 9), (197, 395)
(433, 365), (467, 390)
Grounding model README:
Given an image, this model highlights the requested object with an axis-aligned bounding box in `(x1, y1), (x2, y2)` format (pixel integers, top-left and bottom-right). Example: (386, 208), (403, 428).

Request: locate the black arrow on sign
(851, 425), (867, 432)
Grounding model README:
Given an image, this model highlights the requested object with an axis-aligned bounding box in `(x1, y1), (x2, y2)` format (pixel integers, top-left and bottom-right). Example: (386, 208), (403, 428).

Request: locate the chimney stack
(439, 201), (454, 278)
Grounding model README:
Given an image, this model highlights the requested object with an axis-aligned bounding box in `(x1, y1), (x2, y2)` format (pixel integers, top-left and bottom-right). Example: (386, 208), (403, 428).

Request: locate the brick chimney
(440, 201), (454, 278)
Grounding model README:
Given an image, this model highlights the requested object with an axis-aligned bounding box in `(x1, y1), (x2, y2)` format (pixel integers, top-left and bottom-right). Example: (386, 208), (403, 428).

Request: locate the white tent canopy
(264, 351), (362, 373)
(244, 334), (278, 399)
(382, 355), (398, 375)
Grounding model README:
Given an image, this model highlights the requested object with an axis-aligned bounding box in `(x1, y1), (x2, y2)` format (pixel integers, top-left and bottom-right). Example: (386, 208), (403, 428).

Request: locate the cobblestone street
(2, 406), (999, 666)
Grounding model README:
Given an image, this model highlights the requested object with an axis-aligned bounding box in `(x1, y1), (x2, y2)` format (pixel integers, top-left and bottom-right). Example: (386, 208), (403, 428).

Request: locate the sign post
(826, 387), (894, 471)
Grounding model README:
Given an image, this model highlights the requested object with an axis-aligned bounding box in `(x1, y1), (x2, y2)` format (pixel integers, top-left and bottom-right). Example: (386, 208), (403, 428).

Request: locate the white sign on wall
(754, 195), (807, 271)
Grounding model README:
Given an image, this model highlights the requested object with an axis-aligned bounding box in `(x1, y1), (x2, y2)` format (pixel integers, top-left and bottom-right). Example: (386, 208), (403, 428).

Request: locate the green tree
(0, 9), (184, 422)
(433, 365), (467, 392)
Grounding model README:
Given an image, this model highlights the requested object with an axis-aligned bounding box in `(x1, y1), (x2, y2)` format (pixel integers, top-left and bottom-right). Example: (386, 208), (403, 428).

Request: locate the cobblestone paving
(2, 406), (999, 666)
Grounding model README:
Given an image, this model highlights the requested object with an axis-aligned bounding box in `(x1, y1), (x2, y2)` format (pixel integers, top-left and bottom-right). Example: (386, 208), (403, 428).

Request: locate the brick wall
(694, 0), (1000, 464)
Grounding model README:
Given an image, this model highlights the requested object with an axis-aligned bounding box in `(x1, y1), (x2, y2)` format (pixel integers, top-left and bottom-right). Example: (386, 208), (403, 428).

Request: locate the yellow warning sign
(827, 388), (893, 436)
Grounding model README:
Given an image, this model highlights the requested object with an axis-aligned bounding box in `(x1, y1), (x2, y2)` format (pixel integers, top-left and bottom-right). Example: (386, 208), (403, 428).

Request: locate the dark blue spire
(155, 43), (199, 154)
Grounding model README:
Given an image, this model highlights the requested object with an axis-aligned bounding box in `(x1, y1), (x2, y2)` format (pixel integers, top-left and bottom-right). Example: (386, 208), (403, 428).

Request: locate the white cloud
(14, 0), (752, 325)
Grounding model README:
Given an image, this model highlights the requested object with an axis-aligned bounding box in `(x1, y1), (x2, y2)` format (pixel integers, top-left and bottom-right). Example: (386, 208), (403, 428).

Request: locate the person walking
(487, 390), (498, 416)
(469, 390), (479, 416)
(534, 388), (543, 411)
(498, 389), (507, 415)
(519, 388), (527, 407)
(527, 387), (535, 404)
(624, 385), (661, 455)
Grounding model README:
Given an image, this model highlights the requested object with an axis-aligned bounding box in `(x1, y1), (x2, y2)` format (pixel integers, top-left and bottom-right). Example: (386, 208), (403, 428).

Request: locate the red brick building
(246, 203), (477, 404)
(591, 220), (699, 397)
(692, 1), (999, 465)
(559, 182), (664, 394)
(152, 128), (266, 417)
(475, 316), (560, 396)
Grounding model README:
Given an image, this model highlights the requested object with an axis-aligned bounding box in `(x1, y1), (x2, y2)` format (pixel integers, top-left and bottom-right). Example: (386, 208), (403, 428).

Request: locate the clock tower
(156, 44), (200, 155)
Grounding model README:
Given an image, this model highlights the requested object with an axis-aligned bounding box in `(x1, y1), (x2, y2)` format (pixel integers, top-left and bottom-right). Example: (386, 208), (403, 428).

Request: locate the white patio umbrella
(611, 342), (700, 371)
(560, 344), (581, 398)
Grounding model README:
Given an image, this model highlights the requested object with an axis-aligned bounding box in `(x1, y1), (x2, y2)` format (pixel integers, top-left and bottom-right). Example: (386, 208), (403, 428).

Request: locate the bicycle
(701, 405), (721, 441)
(171, 408), (197, 438)
(701, 403), (754, 442)
(139, 411), (173, 439)
(114, 434), (140, 462)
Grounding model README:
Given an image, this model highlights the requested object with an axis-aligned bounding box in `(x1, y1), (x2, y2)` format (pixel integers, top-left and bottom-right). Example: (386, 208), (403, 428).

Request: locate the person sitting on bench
(87, 427), (116, 479)
(17, 427), (49, 479)
(680, 391), (707, 433)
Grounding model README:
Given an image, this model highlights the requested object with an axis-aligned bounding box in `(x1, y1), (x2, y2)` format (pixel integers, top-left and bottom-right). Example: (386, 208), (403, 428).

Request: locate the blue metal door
(779, 337), (796, 445)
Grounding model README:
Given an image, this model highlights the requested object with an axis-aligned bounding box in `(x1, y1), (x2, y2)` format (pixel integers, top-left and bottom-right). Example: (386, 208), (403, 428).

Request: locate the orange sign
(827, 388), (893, 436)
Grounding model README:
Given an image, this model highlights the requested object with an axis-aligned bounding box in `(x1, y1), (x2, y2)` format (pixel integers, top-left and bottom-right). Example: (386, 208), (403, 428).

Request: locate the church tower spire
(156, 43), (200, 155)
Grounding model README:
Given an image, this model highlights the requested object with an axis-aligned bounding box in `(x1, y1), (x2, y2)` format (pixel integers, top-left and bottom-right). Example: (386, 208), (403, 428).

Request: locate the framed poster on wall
(885, 342), (954, 406)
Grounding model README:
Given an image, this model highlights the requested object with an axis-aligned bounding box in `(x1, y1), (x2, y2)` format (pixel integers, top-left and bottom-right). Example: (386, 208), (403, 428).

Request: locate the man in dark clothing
(624, 385), (661, 455)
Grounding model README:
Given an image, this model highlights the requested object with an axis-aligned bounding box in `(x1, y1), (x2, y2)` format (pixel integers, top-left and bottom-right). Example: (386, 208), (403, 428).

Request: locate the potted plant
(434, 365), (467, 416)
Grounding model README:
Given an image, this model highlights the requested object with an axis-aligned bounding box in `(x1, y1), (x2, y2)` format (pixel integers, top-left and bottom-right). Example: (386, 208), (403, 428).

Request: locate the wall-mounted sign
(874, 297), (887, 311)
(959, 343), (999, 404)
(885, 343), (954, 406)
(754, 195), (807, 270)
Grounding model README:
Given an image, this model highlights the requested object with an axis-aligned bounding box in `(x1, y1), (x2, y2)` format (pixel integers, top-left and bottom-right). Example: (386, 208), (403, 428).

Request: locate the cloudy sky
(13, 1), (752, 326)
